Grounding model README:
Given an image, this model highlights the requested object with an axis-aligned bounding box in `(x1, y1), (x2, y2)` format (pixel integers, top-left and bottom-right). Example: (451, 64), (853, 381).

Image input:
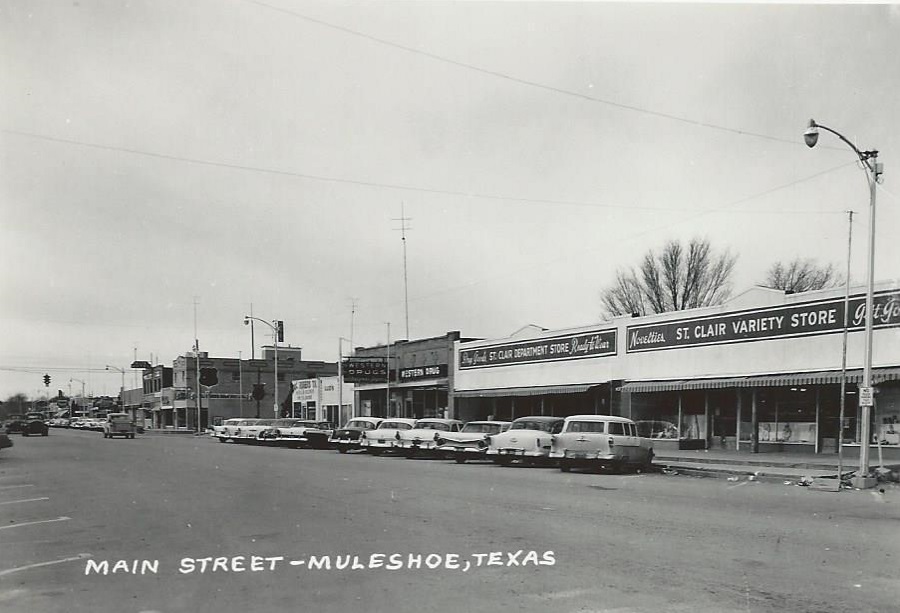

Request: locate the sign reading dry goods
(341, 358), (388, 383)
(459, 330), (616, 370)
(627, 290), (900, 353)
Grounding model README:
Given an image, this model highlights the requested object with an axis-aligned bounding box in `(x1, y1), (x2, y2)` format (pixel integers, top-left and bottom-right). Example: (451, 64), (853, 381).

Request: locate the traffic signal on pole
(276, 320), (284, 343)
(43, 374), (51, 387)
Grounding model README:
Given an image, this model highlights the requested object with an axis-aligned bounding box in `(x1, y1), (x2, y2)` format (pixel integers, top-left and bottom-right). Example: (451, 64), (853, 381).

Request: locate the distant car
(394, 418), (464, 458)
(359, 418), (417, 455)
(435, 420), (512, 463)
(4, 414), (27, 434)
(270, 419), (334, 449)
(214, 418), (243, 442)
(0, 432), (12, 451)
(21, 413), (49, 437)
(330, 417), (384, 453)
(231, 419), (274, 443)
(550, 415), (654, 473)
(485, 416), (564, 466)
(103, 413), (136, 439)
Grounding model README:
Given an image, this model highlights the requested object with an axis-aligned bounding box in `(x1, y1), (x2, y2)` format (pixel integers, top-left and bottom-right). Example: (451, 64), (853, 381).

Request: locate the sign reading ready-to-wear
(627, 290), (900, 353)
(459, 329), (617, 370)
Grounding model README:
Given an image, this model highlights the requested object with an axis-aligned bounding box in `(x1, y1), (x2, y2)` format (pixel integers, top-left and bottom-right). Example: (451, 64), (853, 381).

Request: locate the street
(1, 430), (898, 613)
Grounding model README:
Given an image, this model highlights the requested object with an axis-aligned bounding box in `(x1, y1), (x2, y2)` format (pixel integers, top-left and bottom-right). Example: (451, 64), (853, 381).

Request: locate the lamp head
(803, 119), (819, 148)
(243, 317), (249, 326)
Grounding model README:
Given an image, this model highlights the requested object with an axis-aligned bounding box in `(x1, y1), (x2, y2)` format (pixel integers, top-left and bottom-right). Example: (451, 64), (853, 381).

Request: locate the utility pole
(393, 204), (412, 340)
(385, 322), (391, 417)
(838, 210), (854, 482)
(194, 296), (201, 432)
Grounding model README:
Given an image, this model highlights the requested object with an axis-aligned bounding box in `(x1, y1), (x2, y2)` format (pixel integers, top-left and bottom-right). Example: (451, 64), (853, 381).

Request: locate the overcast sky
(2, 1), (899, 399)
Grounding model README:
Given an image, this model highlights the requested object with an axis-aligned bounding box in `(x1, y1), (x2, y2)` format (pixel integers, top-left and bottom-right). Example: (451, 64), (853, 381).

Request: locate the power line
(243, 0), (840, 150)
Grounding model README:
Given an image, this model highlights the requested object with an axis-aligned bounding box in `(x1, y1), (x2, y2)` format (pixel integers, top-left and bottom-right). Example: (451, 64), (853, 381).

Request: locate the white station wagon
(550, 415), (654, 473)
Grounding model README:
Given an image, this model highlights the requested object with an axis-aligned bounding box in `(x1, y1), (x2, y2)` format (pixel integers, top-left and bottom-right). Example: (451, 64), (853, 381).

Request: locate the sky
(2, 1), (899, 400)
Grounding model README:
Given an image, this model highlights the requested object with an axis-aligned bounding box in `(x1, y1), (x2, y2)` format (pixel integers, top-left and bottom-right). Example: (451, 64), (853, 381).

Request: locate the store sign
(399, 364), (448, 381)
(627, 290), (900, 353)
(459, 330), (617, 370)
(293, 379), (318, 403)
(342, 358), (388, 383)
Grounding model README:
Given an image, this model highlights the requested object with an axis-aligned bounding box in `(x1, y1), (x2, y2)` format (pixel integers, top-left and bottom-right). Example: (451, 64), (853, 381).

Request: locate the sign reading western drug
(341, 358), (388, 383)
(399, 364), (448, 381)
(627, 290), (900, 353)
(459, 330), (617, 370)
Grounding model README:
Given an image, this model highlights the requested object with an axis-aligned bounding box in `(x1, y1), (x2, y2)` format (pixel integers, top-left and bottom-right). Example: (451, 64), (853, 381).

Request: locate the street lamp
(105, 365), (126, 418)
(245, 316), (280, 419)
(804, 119), (884, 488)
(338, 336), (352, 426)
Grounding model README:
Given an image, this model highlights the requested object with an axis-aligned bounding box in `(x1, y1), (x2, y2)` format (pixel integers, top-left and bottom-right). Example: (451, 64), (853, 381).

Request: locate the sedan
(485, 416), (564, 466)
(359, 418), (417, 455)
(330, 418), (383, 453)
(394, 418), (464, 458)
(435, 420), (511, 463)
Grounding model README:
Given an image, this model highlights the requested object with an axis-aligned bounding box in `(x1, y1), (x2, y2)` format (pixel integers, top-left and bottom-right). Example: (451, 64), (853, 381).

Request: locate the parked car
(256, 419), (306, 445)
(359, 418), (417, 455)
(550, 415), (654, 473)
(231, 419), (273, 443)
(330, 417), (384, 453)
(3, 414), (27, 434)
(270, 420), (334, 449)
(103, 413), (136, 439)
(0, 432), (12, 451)
(485, 416), (564, 466)
(435, 420), (511, 463)
(213, 418), (243, 442)
(20, 413), (49, 437)
(394, 418), (464, 458)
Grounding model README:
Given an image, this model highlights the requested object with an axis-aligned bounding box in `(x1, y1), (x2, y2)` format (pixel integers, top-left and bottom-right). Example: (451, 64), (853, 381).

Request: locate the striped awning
(454, 383), (598, 398)
(619, 367), (900, 393)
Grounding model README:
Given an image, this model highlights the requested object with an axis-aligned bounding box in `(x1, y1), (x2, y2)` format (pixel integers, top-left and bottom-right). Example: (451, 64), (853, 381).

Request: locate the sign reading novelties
(399, 364), (448, 381)
(627, 290), (900, 353)
(459, 330), (617, 370)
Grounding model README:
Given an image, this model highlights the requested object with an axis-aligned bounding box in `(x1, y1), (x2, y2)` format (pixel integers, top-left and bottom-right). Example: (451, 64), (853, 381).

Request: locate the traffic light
(43, 374), (51, 387)
(199, 367), (218, 387)
(276, 320), (284, 343)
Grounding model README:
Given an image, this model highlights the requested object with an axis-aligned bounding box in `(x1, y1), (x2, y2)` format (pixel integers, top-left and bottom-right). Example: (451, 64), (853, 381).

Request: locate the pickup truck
(103, 413), (136, 439)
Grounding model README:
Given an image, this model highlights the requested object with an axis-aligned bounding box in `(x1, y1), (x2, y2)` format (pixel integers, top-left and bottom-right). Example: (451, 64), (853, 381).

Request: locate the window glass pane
(608, 422), (625, 435)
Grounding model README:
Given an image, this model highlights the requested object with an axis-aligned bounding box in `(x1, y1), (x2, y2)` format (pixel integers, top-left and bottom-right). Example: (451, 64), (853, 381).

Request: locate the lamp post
(804, 119), (883, 488)
(245, 316), (280, 419)
(338, 337), (351, 426)
(105, 366), (126, 419)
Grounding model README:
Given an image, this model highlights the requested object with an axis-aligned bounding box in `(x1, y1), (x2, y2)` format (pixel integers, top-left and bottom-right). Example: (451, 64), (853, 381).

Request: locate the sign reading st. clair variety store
(459, 330), (617, 370)
(627, 290), (900, 353)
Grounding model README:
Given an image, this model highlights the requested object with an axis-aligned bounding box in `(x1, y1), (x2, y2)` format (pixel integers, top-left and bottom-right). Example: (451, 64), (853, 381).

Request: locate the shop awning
(454, 383), (598, 398)
(619, 367), (900, 393)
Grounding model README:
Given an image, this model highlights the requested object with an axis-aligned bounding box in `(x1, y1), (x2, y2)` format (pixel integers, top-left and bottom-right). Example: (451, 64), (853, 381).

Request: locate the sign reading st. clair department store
(627, 290), (900, 353)
(459, 330), (617, 370)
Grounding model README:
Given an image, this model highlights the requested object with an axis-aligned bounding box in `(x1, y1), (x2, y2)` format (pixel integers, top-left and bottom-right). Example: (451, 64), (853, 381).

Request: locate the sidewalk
(654, 448), (900, 485)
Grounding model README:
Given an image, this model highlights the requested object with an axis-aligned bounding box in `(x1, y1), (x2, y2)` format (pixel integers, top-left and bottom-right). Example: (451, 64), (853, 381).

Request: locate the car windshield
(345, 420), (377, 430)
(462, 423), (503, 434)
(510, 420), (561, 433)
(239, 420), (260, 425)
(566, 421), (606, 433)
(415, 421), (450, 431)
(380, 421), (413, 430)
(273, 419), (299, 427)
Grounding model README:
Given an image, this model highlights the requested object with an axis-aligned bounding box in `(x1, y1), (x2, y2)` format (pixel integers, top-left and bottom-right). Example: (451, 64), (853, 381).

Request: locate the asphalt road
(1, 429), (898, 613)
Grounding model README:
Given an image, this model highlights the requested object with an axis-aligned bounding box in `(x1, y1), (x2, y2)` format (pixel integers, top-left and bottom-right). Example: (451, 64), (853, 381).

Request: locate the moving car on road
(330, 417), (383, 453)
(359, 418), (417, 455)
(20, 413), (50, 437)
(436, 420), (511, 463)
(394, 418), (464, 458)
(3, 414), (27, 435)
(486, 416), (564, 466)
(550, 415), (654, 473)
(103, 413), (136, 439)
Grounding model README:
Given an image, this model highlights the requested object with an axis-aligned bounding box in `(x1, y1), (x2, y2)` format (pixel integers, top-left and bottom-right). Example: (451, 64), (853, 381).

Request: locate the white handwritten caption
(85, 551), (555, 576)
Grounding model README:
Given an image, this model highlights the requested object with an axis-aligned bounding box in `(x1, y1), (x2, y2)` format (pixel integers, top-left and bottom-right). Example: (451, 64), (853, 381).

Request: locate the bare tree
(601, 238), (736, 317)
(762, 258), (842, 293)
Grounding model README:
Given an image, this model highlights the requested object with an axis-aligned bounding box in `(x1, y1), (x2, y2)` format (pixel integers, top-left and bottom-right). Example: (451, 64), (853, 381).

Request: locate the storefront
(348, 332), (468, 421)
(455, 284), (900, 456)
(291, 376), (354, 426)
